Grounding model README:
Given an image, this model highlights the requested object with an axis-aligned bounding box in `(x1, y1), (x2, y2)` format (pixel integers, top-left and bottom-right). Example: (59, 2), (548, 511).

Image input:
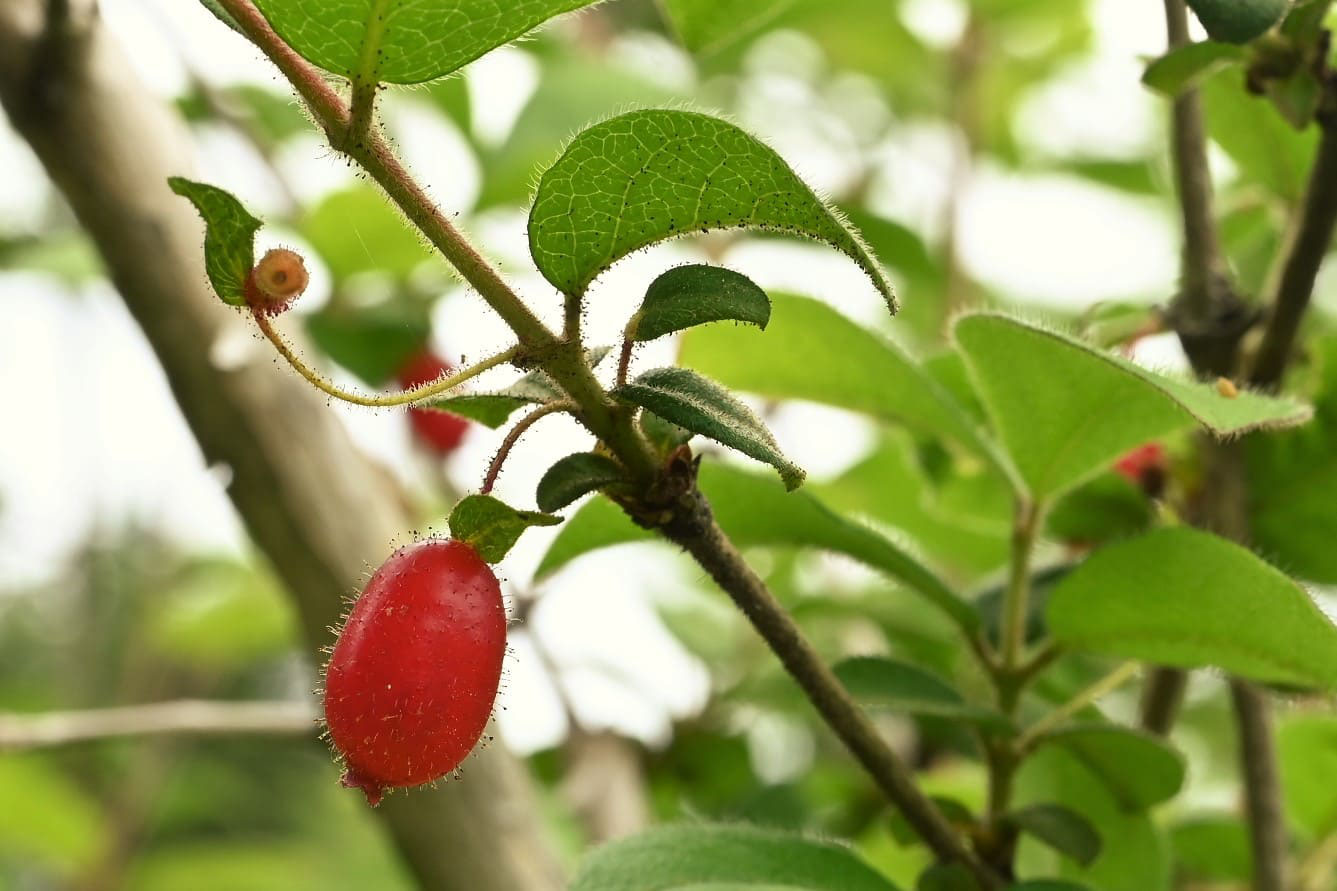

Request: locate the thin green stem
(1001, 499), (1042, 674)
(251, 310), (519, 407)
(1015, 662), (1139, 753)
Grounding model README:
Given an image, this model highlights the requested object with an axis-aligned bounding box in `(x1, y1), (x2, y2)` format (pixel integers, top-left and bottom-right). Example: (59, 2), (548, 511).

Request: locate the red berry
(397, 351), (470, 454)
(1113, 442), (1167, 497)
(323, 539), (506, 806)
(244, 248), (308, 316)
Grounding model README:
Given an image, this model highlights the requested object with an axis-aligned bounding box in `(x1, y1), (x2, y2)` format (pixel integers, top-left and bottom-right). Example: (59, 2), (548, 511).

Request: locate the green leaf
(1045, 472), (1153, 547)
(834, 656), (1010, 730)
(659, 0), (798, 54)
(614, 367), (806, 490)
(448, 494), (561, 563)
(167, 177), (260, 307)
(1202, 67), (1318, 199)
(1033, 725), (1185, 812)
(953, 313), (1310, 498)
(301, 186), (436, 282)
(536, 452), (627, 513)
(1142, 41), (1246, 96)
(528, 109), (894, 310)
(536, 463), (978, 631)
(1047, 527), (1337, 689)
(629, 265), (771, 342)
(1014, 746), (1171, 891)
(1007, 883), (1093, 890)
(1006, 805), (1101, 867)
(1279, 714), (1337, 839)
(1170, 815), (1252, 881)
(0, 756), (109, 876)
(680, 295), (1006, 474)
(1186, 0), (1288, 43)
(569, 823), (902, 890)
(1247, 333), (1337, 583)
(916, 863), (978, 891)
(820, 433), (1010, 579)
(641, 409), (695, 454)
(251, 0), (600, 85)
(426, 347), (611, 428)
(477, 57), (681, 209)
(304, 302), (430, 387)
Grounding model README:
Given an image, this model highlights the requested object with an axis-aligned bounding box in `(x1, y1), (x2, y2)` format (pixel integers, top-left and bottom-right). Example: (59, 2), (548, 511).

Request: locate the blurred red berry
(397, 350), (469, 454)
(323, 538), (506, 806)
(1113, 442), (1167, 497)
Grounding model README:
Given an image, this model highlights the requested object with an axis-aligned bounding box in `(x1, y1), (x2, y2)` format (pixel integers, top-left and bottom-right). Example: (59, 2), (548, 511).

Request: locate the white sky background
(0, 0), (1213, 759)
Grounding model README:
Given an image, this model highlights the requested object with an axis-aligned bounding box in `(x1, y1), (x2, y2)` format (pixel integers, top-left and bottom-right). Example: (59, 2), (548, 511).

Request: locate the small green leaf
(1014, 744), (1170, 890)
(1142, 41), (1246, 96)
(834, 656), (1010, 730)
(168, 177), (260, 307)
(1186, 0), (1288, 43)
(536, 463), (978, 631)
(680, 295), (1006, 475)
(426, 347), (610, 428)
(529, 109), (894, 310)
(953, 314), (1310, 498)
(304, 303), (430, 387)
(1279, 714), (1337, 840)
(536, 453), (626, 513)
(614, 367), (806, 490)
(659, 0), (798, 54)
(252, 0), (600, 85)
(1247, 333), (1337, 583)
(1033, 725), (1185, 812)
(1203, 65), (1318, 199)
(1007, 883), (1094, 890)
(1006, 805), (1102, 867)
(1047, 527), (1337, 689)
(448, 494), (560, 563)
(629, 265), (771, 342)
(1170, 816), (1252, 881)
(640, 409), (695, 454)
(916, 863), (978, 891)
(569, 823), (902, 890)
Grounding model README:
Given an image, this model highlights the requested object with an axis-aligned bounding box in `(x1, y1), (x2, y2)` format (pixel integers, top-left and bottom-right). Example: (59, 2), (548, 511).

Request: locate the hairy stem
(1232, 679), (1289, 891)
(660, 489), (1002, 889)
(1252, 121), (1337, 388)
(1000, 499), (1042, 675)
(1162, 0), (1230, 322)
(481, 401), (575, 495)
(251, 310), (520, 407)
(214, 0), (556, 353)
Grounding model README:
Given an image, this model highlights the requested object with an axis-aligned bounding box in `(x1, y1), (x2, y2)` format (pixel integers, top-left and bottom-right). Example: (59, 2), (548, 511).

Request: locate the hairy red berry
(244, 247), (308, 315)
(397, 350), (470, 454)
(323, 539), (506, 806)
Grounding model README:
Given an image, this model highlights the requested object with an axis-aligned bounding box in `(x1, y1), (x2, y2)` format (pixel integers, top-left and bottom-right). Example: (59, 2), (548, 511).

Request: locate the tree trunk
(0, 3), (564, 889)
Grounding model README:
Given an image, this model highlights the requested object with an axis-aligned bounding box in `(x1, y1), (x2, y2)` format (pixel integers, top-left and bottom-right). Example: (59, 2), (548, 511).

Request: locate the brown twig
(0, 700), (317, 750)
(1251, 121), (1337, 388)
(659, 488), (1002, 889)
(480, 401), (575, 494)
